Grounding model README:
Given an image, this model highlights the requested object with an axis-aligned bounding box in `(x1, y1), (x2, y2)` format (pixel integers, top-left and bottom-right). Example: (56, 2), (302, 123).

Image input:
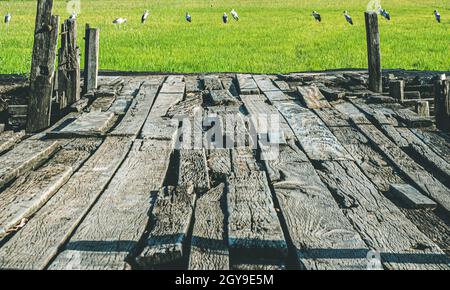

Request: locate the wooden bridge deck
(0, 72), (449, 270)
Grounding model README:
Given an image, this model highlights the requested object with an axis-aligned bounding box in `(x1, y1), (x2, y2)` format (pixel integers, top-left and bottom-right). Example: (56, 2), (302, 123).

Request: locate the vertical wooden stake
(389, 80), (405, 103)
(365, 11), (382, 93)
(434, 78), (450, 131)
(84, 25), (99, 92)
(415, 101), (430, 118)
(27, 0), (59, 133)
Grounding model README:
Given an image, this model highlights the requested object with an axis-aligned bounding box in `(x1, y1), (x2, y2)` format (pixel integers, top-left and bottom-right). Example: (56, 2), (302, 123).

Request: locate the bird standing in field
(4, 13), (11, 25)
(312, 11), (321, 22)
(434, 10), (441, 23)
(379, 8), (391, 20)
(231, 9), (239, 21)
(141, 10), (149, 24)
(69, 12), (77, 21)
(113, 18), (127, 29)
(185, 12), (192, 23)
(223, 12), (228, 24)
(343, 11), (353, 25)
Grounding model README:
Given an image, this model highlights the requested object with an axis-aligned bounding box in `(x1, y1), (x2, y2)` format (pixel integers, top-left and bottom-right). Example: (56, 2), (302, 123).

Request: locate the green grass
(0, 0), (449, 74)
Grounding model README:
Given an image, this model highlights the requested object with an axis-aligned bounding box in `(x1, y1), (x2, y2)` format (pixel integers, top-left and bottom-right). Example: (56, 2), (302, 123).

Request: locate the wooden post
(58, 18), (81, 109)
(434, 78), (450, 131)
(389, 80), (405, 103)
(415, 101), (430, 118)
(27, 0), (59, 133)
(365, 11), (382, 93)
(84, 25), (99, 92)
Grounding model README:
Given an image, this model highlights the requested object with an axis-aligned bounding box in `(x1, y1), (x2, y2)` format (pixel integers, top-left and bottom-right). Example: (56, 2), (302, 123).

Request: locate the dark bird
(185, 12), (192, 23)
(343, 11), (353, 25)
(141, 10), (149, 24)
(223, 12), (228, 24)
(434, 10), (441, 23)
(231, 9), (239, 21)
(379, 8), (391, 20)
(4, 13), (11, 24)
(312, 11), (321, 22)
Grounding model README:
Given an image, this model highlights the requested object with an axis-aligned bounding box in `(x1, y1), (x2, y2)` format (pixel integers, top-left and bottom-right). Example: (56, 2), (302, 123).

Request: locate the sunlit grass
(0, 0), (448, 74)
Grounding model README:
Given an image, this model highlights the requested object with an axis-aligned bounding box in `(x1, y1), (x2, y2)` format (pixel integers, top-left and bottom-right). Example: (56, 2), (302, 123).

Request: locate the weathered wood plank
(274, 80), (292, 92)
(264, 90), (290, 102)
(220, 76), (238, 96)
(203, 75), (223, 91)
(108, 99), (132, 115)
(47, 111), (116, 138)
(227, 170), (287, 259)
(319, 86), (345, 101)
(365, 12), (382, 93)
(316, 160), (449, 270)
(253, 75), (279, 92)
(273, 101), (352, 161)
(0, 131), (26, 155)
(159, 75), (185, 94)
(136, 186), (196, 268)
(0, 137), (133, 269)
(390, 184), (437, 209)
(237, 74), (259, 95)
(49, 138), (174, 270)
(110, 79), (163, 137)
(178, 149), (210, 194)
(185, 76), (203, 93)
(208, 90), (237, 106)
(149, 93), (184, 118)
(411, 128), (450, 160)
(393, 108), (433, 128)
(84, 26), (99, 92)
(0, 139), (60, 190)
(0, 138), (101, 238)
(264, 142), (369, 270)
(207, 149), (232, 185)
(188, 184), (229, 270)
(297, 86), (331, 109)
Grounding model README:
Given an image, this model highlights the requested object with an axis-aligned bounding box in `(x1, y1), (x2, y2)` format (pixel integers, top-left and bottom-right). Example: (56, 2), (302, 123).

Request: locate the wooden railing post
(389, 80), (405, 103)
(365, 11), (382, 93)
(58, 18), (80, 109)
(434, 76), (449, 131)
(84, 24), (99, 92)
(27, 0), (59, 133)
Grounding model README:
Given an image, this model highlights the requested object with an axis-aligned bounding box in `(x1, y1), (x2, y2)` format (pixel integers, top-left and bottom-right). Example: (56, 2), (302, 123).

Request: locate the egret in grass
(185, 12), (192, 23)
(434, 10), (441, 23)
(379, 8), (391, 20)
(223, 12), (228, 24)
(142, 10), (149, 24)
(69, 12), (77, 21)
(113, 18), (127, 29)
(343, 11), (353, 25)
(231, 9), (239, 21)
(312, 11), (321, 22)
(4, 13), (11, 25)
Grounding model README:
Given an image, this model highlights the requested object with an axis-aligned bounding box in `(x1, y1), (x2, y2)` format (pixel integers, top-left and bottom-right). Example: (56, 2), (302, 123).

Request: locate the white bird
(378, 8), (391, 20)
(223, 12), (228, 24)
(69, 12), (77, 21)
(231, 9), (239, 21)
(141, 10), (149, 24)
(185, 12), (192, 23)
(4, 13), (11, 25)
(312, 11), (321, 22)
(113, 17), (127, 28)
(434, 10), (441, 23)
(343, 11), (353, 25)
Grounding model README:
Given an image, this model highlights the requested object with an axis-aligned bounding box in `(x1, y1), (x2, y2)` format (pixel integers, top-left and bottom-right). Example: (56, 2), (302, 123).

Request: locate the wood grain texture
(365, 12), (382, 93)
(411, 128), (450, 161)
(0, 131), (26, 155)
(0, 138), (101, 238)
(203, 75), (223, 91)
(178, 149), (210, 194)
(297, 86), (331, 109)
(136, 186), (196, 268)
(0, 137), (133, 269)
(237, 74), (259, 95)
(47, 111), (116, 138)
(159, 75), (185, 94)
(0, 139), (61, 189)
(188, 184), (229, 270)
(253, 75), (279, 92)
(49, 139), (174, 270)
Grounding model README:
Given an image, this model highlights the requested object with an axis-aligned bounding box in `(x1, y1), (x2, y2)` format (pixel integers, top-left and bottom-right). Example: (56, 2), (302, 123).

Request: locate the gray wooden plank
(47, 111), (116, 138)
(110, 80), (163, 137)
(188, 184), (229, 270)
(149, 93), (184, 118)
(411, 128), (450, 160)
(178, 149), (210, 194)
(207, 149), (232, 185)
(390, 184), (437, 209)
(136, 186), (196, 268)
(0, 139), (61, 189)
(297, 86), (331, 109)
(0, 138), (102, 238)
(208, 90), (237, 106)
(394, 108), (433, 128)
(159, 75), (185, 94)
(264, 90), (290, 102)
(220, 76), (238, 96)
(185, 76), (203, 93)
(253, 75), (279, 92)
(237, 74), (259, 95)
(316, 160), (449, 270)
(0, 131), (26, 155)
(49, 138), (174, 270)
(273, 101), (353, 161)
(203, 75), (223, 91)
(0, 137), (133, 269)
(264, 142), (369, 270)
(274, 80), (292, 92)
(108, 99), (132, 115)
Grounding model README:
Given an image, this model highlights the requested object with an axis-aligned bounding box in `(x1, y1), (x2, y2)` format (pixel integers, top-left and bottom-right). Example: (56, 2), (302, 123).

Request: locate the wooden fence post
(389, 80), (405, 103)
(27, 0), (59, 133)
(415, 101), (430, 117)
(84, 24), (99, 92)
(365, 11), (382, 93)
(434, 77), (449, 131)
